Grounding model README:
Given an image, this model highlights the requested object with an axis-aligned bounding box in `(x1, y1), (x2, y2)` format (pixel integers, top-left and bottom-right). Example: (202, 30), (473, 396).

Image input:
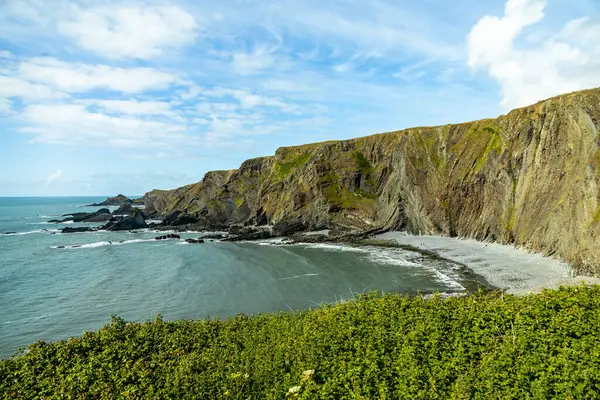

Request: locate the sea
(0, 197), (481, 358)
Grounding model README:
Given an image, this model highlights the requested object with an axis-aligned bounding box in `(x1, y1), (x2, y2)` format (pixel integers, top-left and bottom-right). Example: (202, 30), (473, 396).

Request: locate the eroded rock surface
(142, 88), (600, 274)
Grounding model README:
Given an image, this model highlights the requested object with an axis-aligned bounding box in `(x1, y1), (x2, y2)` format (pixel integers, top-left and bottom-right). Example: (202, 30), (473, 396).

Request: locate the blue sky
(0, 0), (599, 196)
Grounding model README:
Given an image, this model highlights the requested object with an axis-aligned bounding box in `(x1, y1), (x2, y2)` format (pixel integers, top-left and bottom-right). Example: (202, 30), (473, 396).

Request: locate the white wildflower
(288, 385), (301, 394)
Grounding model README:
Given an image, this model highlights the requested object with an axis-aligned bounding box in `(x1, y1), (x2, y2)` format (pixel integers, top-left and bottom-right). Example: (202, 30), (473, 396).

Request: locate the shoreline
(376, 231), (600, 295)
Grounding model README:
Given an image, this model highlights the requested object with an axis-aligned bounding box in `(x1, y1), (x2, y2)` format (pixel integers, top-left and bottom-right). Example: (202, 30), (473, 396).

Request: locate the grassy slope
(2, 286), (600, 399)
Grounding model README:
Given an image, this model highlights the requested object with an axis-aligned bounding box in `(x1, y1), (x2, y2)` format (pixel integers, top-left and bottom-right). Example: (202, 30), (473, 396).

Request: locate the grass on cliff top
(2, 285), (600, 399)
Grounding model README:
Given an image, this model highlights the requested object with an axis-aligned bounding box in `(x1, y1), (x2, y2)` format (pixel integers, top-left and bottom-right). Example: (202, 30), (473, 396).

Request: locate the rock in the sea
(83, 214), (112, 223)
(199, 233), (228, 240)
(113, 204), (134, 215)
(53, 209), (112, 224)
(87, 194), (133, 207)
(154, 234), (181, 240)
(103, 211), (148, 231)
(185, 238), (205, 244)
(4, 232), (16, 235)
(223, 230), (273, 242)
(61, 227), (96, 233)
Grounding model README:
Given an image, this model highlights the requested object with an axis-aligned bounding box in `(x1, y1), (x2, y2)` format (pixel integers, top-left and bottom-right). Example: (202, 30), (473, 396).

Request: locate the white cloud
(177, 84), (204, 101)
(0, 51), (13, 59)
(45, 169), (62, 185)
(203, 87), (299, 113)
(0, 75), (68, 100)
(467, 0), (600, 109)
(18, 58), (181, 94)
(58, 4), (197, 60)
(231, 50), (274, 75)
(89, 99), (176, 117)
(20, 104), (190, 148)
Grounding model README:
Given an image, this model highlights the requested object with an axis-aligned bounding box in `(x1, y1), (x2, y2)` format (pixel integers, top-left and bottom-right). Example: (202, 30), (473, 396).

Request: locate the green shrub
(2, 285), (600, 399)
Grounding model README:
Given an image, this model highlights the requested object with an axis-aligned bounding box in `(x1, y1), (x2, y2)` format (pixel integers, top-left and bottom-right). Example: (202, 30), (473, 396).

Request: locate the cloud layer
(0, 0), (599, 195)
(468, 0), (600, 109)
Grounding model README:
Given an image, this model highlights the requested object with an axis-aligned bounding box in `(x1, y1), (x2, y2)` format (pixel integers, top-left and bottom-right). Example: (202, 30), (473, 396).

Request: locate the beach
(377, 232), (600, 295)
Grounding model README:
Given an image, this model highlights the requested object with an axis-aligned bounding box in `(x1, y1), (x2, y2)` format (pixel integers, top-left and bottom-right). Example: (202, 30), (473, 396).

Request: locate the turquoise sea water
(0, 197), (473, 358)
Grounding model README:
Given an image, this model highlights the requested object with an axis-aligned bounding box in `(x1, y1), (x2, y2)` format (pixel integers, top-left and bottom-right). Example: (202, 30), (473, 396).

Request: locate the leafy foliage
(2, 286), (600, 399)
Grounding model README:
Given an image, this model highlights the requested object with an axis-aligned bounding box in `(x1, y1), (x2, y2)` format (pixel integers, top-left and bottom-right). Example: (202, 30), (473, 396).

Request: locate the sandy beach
(377, 232), (600, 295)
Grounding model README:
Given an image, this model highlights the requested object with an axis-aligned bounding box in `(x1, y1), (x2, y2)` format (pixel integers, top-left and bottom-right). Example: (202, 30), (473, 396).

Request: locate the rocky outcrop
(113, 204), (132, 215)
(87, 194), (133, 207)
(61, 227), (97, 233)
(155, 234), (181, 240)
(51, 209), (112, 224)
(142, 88), (600, 275)
(185, 238), (205, 244)
(103, 211), (148, 231)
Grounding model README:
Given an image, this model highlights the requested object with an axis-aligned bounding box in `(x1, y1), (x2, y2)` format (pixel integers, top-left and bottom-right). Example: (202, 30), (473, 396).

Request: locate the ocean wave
(278, 273), (320, 280)
(300, 243), (466, 291)
(51, 239), (158, 249)
(297, 243), (368, 253)
(2, 229), (60, 236)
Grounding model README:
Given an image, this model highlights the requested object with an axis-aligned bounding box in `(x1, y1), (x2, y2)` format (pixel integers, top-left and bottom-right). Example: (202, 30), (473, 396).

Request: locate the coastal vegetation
(2, 285), (600, 399)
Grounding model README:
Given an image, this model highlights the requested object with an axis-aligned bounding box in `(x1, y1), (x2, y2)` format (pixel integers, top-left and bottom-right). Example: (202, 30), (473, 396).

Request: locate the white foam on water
(299, 242), (466, 291)
(278, 273), (320, 280)
(301, 243), (369, 253)
(52, 239), (157, 249)
(253, 238), (288, 246)
(3, 229), (60, 236)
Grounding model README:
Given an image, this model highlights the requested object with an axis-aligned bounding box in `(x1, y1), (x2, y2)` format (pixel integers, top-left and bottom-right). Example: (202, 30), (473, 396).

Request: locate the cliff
(143, 88), (600, 274)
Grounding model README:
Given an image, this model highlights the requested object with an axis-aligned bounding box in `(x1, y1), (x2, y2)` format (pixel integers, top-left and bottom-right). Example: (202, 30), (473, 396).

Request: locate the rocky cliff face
(143, 88), (600, 274)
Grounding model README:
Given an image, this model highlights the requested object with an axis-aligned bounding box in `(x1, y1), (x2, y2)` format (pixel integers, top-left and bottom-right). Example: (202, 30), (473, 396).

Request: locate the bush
(2, 285), (600, 399)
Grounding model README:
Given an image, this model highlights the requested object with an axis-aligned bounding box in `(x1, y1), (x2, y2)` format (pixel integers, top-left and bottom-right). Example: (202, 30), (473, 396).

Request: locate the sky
(0, 0), (599, 196)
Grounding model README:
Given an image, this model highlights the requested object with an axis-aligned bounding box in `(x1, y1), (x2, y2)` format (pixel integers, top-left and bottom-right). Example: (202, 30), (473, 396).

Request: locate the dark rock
(103, 211), (148, 231)
(172, 213), (198, 226)
(184, 221), (208, 231)
(199, 233), (228, 240)
(58, 208), (113, 223)
(113, 204), (134, 215)
(162, 211), (182, 226)
(87, 194), (133, 207)
(56, 246), (65, 249)
(223, 230), (273, 242)
(47, 220), (60, 223)
(185, 238), (205, 244)
(61, 227), (96, 233)
(155, 234), (181, 240)
(132, 198), (145, 205)
(4, 232), (16, 235)
(83, 213), (113, 223)
(273, 218), (306, 236)
(228, 225), (259, 235)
